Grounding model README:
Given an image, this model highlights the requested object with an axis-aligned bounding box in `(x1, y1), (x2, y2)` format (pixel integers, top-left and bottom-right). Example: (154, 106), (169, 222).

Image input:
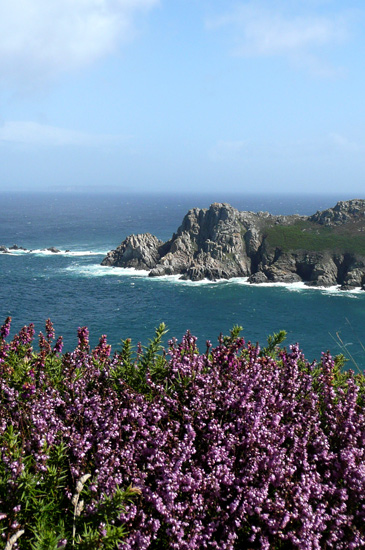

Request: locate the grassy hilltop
(265, 217), (365, 255)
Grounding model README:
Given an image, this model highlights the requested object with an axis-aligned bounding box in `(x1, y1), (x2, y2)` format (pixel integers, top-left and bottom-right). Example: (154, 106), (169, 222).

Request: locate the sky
(0, 0), (365, 195)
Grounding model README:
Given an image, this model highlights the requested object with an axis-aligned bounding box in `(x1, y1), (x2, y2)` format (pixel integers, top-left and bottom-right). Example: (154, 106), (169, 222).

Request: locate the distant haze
(0, 0), (364, 195)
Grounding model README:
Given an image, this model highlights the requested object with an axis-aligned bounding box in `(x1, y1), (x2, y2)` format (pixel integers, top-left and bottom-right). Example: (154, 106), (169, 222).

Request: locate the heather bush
(0, 318), (365, 549)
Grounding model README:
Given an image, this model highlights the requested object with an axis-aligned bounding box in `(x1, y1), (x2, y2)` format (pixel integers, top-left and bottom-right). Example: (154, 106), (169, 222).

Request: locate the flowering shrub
(0, 318), (365, 549)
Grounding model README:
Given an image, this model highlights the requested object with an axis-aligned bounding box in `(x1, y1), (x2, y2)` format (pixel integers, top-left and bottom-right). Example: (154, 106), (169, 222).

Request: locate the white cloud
(0, 0), (159, 86)
(207, 3), (349, 75)
(0, 120), (127, 147)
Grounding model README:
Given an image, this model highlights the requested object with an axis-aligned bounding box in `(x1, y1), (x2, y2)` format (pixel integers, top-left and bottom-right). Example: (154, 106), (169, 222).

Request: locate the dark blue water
(0, 192), (364, 370)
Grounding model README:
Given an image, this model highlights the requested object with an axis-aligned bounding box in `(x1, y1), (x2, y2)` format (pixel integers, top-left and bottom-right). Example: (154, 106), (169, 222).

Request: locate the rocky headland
(101, 199), (365, 290)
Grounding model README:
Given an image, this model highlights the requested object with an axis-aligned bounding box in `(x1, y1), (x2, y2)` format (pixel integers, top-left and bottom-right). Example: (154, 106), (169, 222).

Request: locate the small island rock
(101, 199), (365, 289)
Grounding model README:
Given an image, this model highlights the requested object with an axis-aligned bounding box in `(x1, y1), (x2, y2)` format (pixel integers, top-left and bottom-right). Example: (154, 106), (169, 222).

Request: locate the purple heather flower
(53, 336), (63, 354)
(0, 317), (11, 339)
(77, 326), (89, 351)
(2, 323), (365, 549)
(45, 318), (55, 341)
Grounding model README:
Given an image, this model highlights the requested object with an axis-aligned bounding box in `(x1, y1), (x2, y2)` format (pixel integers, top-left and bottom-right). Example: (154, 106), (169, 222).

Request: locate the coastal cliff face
(101, 199), (365, 289)
(101, 233), (163, 270)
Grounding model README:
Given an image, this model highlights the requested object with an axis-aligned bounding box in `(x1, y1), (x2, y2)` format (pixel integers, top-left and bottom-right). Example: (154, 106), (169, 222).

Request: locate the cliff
(101, 199), (365, 289)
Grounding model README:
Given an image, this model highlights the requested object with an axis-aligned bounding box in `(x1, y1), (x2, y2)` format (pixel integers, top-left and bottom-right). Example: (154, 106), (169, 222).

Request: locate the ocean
(0, 191), (364, 369)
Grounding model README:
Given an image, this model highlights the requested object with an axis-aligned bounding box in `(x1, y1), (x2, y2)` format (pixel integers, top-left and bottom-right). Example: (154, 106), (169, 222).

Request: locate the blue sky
(0, 0), (364, 195)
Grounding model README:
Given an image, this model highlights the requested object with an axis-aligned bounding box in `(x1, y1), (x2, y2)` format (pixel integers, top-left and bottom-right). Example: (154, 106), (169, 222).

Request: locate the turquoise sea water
(0, 192), (364, 369)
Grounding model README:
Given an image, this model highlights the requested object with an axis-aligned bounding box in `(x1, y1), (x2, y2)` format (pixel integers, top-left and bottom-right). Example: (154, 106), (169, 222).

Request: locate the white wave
(63, 250), (106, 256)
(64, 266), (240, 284)
(316, 285), (363, 297)
(240, 279), (362, 296)
(65, 264), (150, 277)
(147, 273), (235, 286)
(1, 248), (106, 257)
(240, 280), (308, 290)
(0, 249), (30, 255)
(33, 249), (106, 257)
(143, 275), (362, 294)
(71, 267), (364, 295)
(5, 247), (362, 297)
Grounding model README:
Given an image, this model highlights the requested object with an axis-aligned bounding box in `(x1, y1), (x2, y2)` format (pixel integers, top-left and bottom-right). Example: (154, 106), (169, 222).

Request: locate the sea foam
(2, 249), (106, 257)
(65, 265), (364, 294)
(65, 264), (150, 278)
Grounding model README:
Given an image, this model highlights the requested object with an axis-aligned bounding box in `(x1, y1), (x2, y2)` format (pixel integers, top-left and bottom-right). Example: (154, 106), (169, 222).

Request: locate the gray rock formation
(9, 244), (27, 251)
(101, 199), (365, 289)
(101, 233), (163, 270)
(309, 199), (365, 226)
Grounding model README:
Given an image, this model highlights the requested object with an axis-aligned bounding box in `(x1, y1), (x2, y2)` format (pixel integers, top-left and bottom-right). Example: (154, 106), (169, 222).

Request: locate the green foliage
(30, 520), (67, 550)
(73, 486), (140, 550)
(0, 436), (70, 549)
(222, 325), (243, 347)
(261, 330), (287, 358)
(44, 354), (65, 387)
(111, 323), (168, 396)
(72, 485), (139, 549)
(140, 322), (169, 384)
(264, 219), (365, 255)
(110, 336), (134, 392)
(0, 429), (136, 549)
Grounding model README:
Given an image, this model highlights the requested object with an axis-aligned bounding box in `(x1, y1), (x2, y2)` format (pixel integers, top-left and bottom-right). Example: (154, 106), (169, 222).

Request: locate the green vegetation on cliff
(265, 219), (365, 255)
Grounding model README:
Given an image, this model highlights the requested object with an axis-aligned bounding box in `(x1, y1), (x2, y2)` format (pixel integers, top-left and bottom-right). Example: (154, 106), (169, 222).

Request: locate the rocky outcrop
(101, 233), (163, 270)
(309, 199), (365, 226)
(101, 199), (365, 289)
(9, 244), (27, 251)
(0, 244), (28, 253)
(0, 245), (61, 254)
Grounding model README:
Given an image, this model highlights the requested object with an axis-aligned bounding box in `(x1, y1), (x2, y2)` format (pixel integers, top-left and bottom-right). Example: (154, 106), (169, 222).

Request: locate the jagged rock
(9, 244), (27, 251)
(0, 245), (8, 253)
(248, 272), (269, 284)
(340, 268), (365, 290)
(101, 233), (163, 270)
(46, 247), (61, 253)
(306, 257), (338, 287)
(263, 251), (298, 277)
(264, 265), (302, 283)
(309, 199), (365, 226)
(149, 265), (176, 277)
(244, 227), (261, 257)
(101, 200), (365, 289)
(150, 233), (197, 276)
